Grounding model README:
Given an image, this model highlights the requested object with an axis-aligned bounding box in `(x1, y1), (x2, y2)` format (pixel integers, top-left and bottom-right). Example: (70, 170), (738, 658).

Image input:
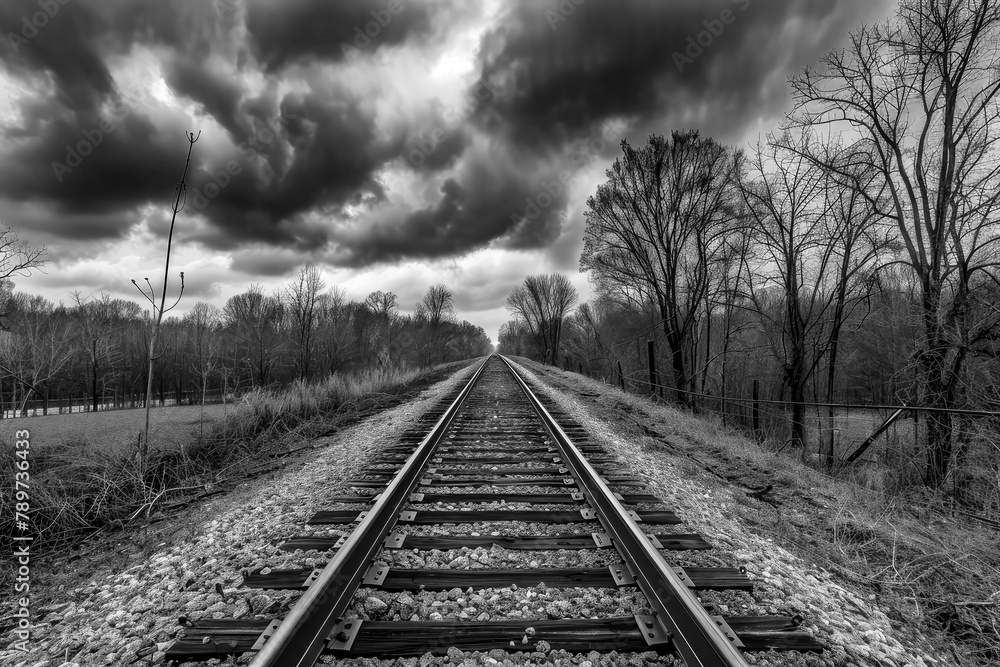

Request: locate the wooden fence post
(647, 340), (658, 398)
(752, 379), (761, 442)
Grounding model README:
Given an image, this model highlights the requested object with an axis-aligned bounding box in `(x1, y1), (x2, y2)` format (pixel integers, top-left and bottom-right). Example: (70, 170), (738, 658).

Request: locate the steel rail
(249, 356), (491, 667)
(499, 355), (751, 667)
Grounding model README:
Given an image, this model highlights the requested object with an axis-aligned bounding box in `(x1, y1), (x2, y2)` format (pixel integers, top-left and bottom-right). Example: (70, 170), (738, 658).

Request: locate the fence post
(647, 340), (658, 398)
(617, 360), (624, 391)
(752, 379), (761, 442)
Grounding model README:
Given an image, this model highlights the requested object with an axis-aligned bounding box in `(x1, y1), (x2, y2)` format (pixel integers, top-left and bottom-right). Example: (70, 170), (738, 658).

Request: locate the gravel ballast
(507, 358), (949, 667)
(3, 356), (950, 666)
(2, 363), (481, 666)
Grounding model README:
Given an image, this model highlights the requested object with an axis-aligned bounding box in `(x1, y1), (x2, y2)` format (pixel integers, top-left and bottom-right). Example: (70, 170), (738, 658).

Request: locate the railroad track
(165, 355), (821, 665)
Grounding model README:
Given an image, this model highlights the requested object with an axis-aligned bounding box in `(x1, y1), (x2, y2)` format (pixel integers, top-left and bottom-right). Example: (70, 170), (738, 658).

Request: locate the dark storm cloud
(244, 0), (453, 72)
(0, 0), (895, 272)
(1, 0), (115, 111)
(0, 0), (227, 244)
(327, 139), (575, 267)
(0, 199), (135, 246)
(334, 0), (895, 266)
(472, 0), (895, 147)
(182, 82), (409, 250)
(0, 94), (194, 220)
(0, 0), (466, 252)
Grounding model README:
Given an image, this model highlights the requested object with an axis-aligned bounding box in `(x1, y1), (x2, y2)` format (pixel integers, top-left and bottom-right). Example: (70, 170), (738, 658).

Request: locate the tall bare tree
(582, 131), (739, 404)
(315, 287), (355, 373)
(739, 132), (889, 454)
(133, 131), (199, 461)
(223, 284), (285, 386)
(415, 284), (456, 366)
(788, 0), (1000, 485)
(506, 274), (578, 364)
(284, 265), (326, 381)
(182, 302), (222, 410)
(69, 291), (138, 413)
(364, 290), (398, 367)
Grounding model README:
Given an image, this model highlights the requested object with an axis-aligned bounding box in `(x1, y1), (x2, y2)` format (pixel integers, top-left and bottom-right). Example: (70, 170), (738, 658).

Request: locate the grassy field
(0, 404), (230, 455)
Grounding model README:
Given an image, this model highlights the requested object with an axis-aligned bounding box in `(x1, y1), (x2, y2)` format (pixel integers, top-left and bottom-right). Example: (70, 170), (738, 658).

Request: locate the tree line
(0, 266), (492, 414)
(499, 0), (1000, 488)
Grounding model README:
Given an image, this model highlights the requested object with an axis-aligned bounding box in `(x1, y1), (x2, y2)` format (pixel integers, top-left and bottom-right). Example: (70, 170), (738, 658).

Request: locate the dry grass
(520, 359), (1000, 667)
(0, 360), (476, 565)
(0, 403), (230, 455)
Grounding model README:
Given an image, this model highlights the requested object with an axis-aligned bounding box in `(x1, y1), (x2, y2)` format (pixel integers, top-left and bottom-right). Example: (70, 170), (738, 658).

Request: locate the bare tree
(364, 290), (398, 367)
(315, 287), (355, 373)
(450, 321), (492, 360)
(284, 265), (326, 381)
(571, 301), (614, 374)
(0, 223), (46, 329)
(133, 131), (199, 461)
(69, 291), (137, 413)
(582, 131), (740, 404)
(738, 132), (889, 454)
(788, 0), (1000, 485)
(816, 145), (895, 464)
(415, 284), (456, 366)
(739, 133), (831, 450)
(498, 319), (532, 357)
(182, 302), (222, 428)
(506, 274), (578, 364)
(223, 284), (285, 386)
(705, 216), (755, 403)
(3, 294), (73, 414)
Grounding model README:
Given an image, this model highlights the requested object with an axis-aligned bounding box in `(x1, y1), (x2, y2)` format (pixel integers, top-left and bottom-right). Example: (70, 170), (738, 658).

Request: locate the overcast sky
(0, 0), (896, 341)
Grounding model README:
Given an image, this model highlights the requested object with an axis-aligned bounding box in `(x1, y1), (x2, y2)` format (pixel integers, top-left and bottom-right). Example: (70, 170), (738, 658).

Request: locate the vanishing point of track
(165, 354), (821, 665)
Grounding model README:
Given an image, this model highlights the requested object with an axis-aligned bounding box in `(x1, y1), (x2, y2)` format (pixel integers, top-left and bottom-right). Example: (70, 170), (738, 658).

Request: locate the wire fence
(570, 351), (1000, 527)
(0, 387), (237, 419)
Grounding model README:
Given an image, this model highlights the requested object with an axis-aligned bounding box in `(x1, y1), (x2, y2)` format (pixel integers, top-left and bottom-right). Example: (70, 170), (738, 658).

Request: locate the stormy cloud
(0, 0), (895, 277)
